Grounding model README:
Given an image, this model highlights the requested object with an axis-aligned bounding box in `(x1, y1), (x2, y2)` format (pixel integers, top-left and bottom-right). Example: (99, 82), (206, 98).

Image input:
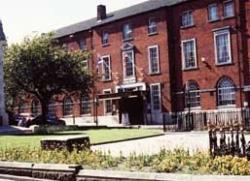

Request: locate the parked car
(15, 113), (35, 127)
(26, 114), (66, 127)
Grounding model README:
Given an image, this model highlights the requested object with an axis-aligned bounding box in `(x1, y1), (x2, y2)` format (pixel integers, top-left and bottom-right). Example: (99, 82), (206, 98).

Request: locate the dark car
(26, 114), (66, 127)
(15, 113), (35, 127)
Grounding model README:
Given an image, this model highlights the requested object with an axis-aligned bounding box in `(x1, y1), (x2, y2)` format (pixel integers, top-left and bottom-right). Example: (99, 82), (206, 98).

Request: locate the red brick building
(18, 0), (250, 127)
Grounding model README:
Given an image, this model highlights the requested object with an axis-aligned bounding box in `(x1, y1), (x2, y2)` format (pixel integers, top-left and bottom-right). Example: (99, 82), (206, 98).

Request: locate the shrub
(1, 147), (250, 175)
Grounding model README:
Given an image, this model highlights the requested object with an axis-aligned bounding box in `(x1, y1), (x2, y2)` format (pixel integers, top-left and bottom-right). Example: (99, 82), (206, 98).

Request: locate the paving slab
(92, 132), (250, 157)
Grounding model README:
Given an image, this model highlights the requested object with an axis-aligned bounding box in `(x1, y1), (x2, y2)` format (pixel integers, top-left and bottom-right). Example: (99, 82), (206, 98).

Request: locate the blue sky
(0, 0), (147, 44)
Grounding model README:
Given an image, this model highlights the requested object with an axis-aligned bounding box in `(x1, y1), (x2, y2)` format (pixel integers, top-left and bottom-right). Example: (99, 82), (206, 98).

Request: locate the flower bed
(1, 147), (250, 175)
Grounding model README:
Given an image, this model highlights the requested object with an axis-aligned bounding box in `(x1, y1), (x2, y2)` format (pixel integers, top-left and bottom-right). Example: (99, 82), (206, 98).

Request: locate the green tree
(4, 33), (93, 122)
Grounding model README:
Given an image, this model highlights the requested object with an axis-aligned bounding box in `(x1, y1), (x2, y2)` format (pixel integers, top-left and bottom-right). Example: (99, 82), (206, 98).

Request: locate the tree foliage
(4, 33), (93, 121)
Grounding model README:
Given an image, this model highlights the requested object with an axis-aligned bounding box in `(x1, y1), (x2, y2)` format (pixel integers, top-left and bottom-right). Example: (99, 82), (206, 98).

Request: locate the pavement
(92, 131), (250, 157)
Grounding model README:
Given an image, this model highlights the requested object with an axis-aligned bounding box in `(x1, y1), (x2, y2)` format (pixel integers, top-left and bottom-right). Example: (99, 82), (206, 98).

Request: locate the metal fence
(164, 109), (250, 131)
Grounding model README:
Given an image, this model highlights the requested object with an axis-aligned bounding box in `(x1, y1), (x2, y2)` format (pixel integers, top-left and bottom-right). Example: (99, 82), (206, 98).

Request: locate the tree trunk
(40, 100), (49, 123)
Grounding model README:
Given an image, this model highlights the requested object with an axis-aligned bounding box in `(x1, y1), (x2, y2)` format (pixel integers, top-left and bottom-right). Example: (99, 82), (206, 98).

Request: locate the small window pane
(149, 46), (159, 73)
(102, 31), (109, 45)
(102, 56), (111, 80)
(182, 39), (196, 69)
(123, 51), (134, 77)
(217, 78), (235, 106)
(150, 84), (161, 111)
(182, 11), (194, 27)
(224, 1), (234, 18)
(185, 82), (200, 108)
(215, 31), (231, 64)
(104, 90), (112, 114)
(63, 97), (73, 116)
(81, 96), (91, 114)
(123, 24), (133, 40)
(208, 4), (218, 21)
(148, 18), (157, 34)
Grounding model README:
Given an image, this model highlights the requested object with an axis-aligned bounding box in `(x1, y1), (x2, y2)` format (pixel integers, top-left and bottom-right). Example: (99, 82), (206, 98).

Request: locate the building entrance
(119, 96), (144, 125)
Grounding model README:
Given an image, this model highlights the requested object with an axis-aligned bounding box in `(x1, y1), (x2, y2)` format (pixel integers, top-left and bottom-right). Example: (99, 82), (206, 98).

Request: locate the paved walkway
(92, 132), (250, 157)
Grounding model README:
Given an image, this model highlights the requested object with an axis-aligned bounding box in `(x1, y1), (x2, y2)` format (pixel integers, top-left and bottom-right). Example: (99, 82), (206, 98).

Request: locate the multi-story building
(18, 0), (250, 127)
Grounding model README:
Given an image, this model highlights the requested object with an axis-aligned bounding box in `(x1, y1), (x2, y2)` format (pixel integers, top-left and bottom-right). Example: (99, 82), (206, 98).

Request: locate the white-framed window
(63, 96), (73, 116)
(31, 99), (40, 116)
(214, 29), (232, 65)
(102, 31), (109, 45)
(48, 100), (56, 115)
(122, 23), (133, 40)
(148, 45), (160, 74)
(78, 39), (87, 50)
(181, 39), (197, 69)
(217, 77), (236, 106)
(148, 17), (157, 35)
(150, 83), (161, 111)
(224, 1), (234, 18)
(123, 50), (135, 78)
(81, 96), (91, 115)
(185, 81), (200, 108)
(208, 4), (219, 21)
(103, 89), (112, 114)
(181, 11), (194, 27)
(101, 55), (111, 81)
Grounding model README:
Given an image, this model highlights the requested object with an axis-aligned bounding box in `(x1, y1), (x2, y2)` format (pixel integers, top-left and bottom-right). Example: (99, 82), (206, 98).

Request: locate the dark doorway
(119, 96), (144, 125)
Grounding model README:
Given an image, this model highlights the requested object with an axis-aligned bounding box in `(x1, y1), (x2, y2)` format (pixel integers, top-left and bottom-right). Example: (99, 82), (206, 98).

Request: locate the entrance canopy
(97, 90), (148, 101)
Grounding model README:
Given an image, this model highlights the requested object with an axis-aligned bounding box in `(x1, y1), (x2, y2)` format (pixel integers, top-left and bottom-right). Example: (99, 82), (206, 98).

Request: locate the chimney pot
(97, 5), (106, 21)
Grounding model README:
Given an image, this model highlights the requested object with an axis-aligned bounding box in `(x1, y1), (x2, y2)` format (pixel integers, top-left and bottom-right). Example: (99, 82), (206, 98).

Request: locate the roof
(0, 20), (6, 41)
(54, 0), (188, 38)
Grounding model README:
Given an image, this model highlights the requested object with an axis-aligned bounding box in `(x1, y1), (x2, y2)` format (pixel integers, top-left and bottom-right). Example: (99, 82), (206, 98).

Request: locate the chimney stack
(97, 5), (107, 21)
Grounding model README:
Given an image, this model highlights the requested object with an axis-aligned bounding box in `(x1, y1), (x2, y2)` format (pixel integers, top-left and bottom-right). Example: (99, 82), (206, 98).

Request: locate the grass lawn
(0, 128), (162, 149)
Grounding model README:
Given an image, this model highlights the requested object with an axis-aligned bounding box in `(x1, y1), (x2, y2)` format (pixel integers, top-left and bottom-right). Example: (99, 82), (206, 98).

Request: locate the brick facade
(17, 0), (250, 125)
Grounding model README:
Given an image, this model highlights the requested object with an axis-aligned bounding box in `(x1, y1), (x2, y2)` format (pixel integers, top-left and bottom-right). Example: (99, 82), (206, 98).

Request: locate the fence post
(163, 115), (166, 132)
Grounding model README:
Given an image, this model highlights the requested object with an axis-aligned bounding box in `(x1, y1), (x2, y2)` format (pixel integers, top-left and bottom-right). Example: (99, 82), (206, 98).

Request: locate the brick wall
(16, 0), (250, 125)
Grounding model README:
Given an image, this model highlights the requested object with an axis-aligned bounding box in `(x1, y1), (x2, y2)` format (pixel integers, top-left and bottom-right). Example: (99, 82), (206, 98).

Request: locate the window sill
(149, 72), (161, 76)
(208, 19), (220, 23)
(148, 32), (158, 36)
(222, 15), (235, 20)
(215, 62), (234, 67)
(180, 24), (195, 29)
(184, 106), (202, 111)
(182, 67), (198, 71)
(102, 43), (110, 47)
(217, 105), (236, 110)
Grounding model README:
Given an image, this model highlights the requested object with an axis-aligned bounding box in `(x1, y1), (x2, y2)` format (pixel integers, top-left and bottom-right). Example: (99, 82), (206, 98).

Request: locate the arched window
(48, 100), (56, 115)
(63, 97), (73, 116)
(31, 99), (40, 116)
(217, 77), (236, 106)
(185, 81), (200, 108)
(81, 96), (90, 115)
